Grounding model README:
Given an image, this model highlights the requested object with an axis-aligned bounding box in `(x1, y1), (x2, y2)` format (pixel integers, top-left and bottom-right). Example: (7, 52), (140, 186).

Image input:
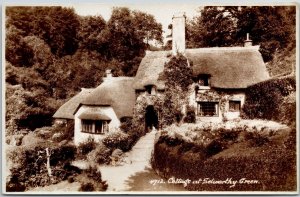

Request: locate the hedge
(242, 75), (296, 125)
(152, 131), (296, 191)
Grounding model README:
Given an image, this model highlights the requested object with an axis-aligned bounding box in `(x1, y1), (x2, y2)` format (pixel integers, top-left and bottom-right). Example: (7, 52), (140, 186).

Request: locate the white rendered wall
(74, 105), (120, 145)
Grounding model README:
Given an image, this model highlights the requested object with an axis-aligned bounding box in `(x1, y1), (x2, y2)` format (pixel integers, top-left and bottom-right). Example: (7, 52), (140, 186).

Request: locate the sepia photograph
(2, 1), (298, 195)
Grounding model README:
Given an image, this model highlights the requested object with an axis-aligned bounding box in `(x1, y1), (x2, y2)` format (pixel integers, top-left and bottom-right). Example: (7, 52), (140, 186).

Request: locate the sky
(71, 3), (202, 43)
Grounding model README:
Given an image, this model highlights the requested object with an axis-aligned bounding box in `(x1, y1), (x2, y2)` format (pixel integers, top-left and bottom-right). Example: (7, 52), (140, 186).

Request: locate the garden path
(98, 129), (185, 192)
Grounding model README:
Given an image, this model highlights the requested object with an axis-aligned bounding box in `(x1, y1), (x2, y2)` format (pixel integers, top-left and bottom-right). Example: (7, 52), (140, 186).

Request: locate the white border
(1, 1), (299, 195)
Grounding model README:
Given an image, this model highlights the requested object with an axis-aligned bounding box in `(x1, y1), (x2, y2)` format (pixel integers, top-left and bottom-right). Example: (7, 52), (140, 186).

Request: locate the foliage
(160, 54), (193, 126)
(186, 6), (296, 63)
(6, 6), (80, 57)
(5, 83), (57, 135)
(79, 182), (95, 192)
(77, 166), (108, 192)
(102, 130), (133, 152)
(77, 15), (107, 52)
(242, 75), (296, 125)
(5, 6), (163, 135)
(77, 137), (97, 158)
(35, 122), (74, 142)
(6, 143), (78, 190)
(152, 122), (295, 191)
(183, 106), (196, 123)
(5, 25), (34, 67)
(119, 117), (133, 133)
(186, 6), (237, 48)
(87, 143), (112, 165)
(105, 7), (162, 76)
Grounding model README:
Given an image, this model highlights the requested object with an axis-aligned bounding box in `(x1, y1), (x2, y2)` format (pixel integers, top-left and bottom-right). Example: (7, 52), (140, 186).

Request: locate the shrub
(119, 117), (133, 133)
(87, 143), (112, 165)
(152, 133), (296, 191)
(79, 182), (95, 191)
(205, 139), (226, 156)
(67, 176), (75, 183)
(6, 143), (79, 191)
(77, 166), (108, 192)
(78, 137), (97, 157)
(245, 131), (270, 146)
(50, 145), (77, 166)
(183, 106), (196, 123)
(102, 130), (132, 152)
(242, 75), (296, 123)
(35, 126), (53, 139)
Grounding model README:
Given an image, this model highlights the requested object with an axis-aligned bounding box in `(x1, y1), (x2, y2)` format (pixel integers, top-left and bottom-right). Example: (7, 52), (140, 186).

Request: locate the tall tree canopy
(6, 6), (80, 57)
(186, 6), (296, 62)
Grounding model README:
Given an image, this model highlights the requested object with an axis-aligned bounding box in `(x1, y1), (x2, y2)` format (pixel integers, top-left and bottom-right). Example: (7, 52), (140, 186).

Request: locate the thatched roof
(186, 46), (270, 88)
(78, 112), (111, 121)
(53, 88), (94, 119)
(81, 77), (135, 119)
(134, 46), (269, 89)
(133, 51), (170, 90)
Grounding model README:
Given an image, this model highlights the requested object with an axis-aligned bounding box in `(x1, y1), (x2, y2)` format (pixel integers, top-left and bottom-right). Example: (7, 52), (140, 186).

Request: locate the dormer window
(198, 74), (210, 86)
(197, 74), (211, 89)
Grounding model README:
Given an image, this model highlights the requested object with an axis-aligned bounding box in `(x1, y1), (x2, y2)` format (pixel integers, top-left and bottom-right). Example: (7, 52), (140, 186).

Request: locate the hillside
(266, 47), (296, 77)
(5, 6), (163, 135)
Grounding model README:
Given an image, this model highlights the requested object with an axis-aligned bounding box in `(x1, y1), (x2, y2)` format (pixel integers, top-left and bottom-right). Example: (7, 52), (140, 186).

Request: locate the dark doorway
(145, 105), (159, 132)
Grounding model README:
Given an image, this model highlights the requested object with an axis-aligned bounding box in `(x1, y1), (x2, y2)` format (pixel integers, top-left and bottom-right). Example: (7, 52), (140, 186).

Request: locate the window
(82, 120), (93, 133)
(229, 101), (241, 112)
(198, 74), (210, 87)
(198, 102), (219, 116)
(81, 120), (109, 134)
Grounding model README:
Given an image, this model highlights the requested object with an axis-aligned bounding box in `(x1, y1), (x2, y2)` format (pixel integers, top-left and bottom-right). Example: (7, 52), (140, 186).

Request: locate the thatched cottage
(53, 13), (269, 144)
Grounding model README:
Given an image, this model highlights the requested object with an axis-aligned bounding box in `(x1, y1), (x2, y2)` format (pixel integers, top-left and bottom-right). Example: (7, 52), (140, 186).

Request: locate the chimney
(172, 12), (186, 55)
(104, 69), (112, 81)
(244, 33), (252, 47)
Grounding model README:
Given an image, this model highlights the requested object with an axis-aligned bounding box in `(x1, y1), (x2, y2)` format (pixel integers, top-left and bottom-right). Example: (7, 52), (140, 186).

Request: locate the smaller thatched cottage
(54, 71), (135, 144)
(73, 76), (135, 144)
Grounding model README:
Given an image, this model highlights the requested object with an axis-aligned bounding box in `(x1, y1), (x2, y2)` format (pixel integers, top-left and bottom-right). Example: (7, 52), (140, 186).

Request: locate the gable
(81, 77), (136, 119)
(53, 88), (94, 119)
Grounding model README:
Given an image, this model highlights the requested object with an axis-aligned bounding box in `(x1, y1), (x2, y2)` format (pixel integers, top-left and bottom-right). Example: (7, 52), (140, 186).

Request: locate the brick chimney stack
(172, 12), (186, 55)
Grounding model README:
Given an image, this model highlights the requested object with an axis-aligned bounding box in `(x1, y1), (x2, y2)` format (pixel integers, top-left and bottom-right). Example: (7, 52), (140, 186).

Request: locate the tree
(187, 6), (237, 48)
(23, 36), (54, 73)
(236, 6), (296, 61)
(77, 15), (108, 53)
(187, 6), (296, 62)
(106, 7), (163, 76)
(6, 6), (80, 57)
(5, 25), (34, 67)
(132, 10), (163, 45)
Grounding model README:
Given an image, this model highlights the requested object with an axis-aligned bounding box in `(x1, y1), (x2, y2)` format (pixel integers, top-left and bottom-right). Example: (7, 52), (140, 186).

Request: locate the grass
(152, 119), (295, 191)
